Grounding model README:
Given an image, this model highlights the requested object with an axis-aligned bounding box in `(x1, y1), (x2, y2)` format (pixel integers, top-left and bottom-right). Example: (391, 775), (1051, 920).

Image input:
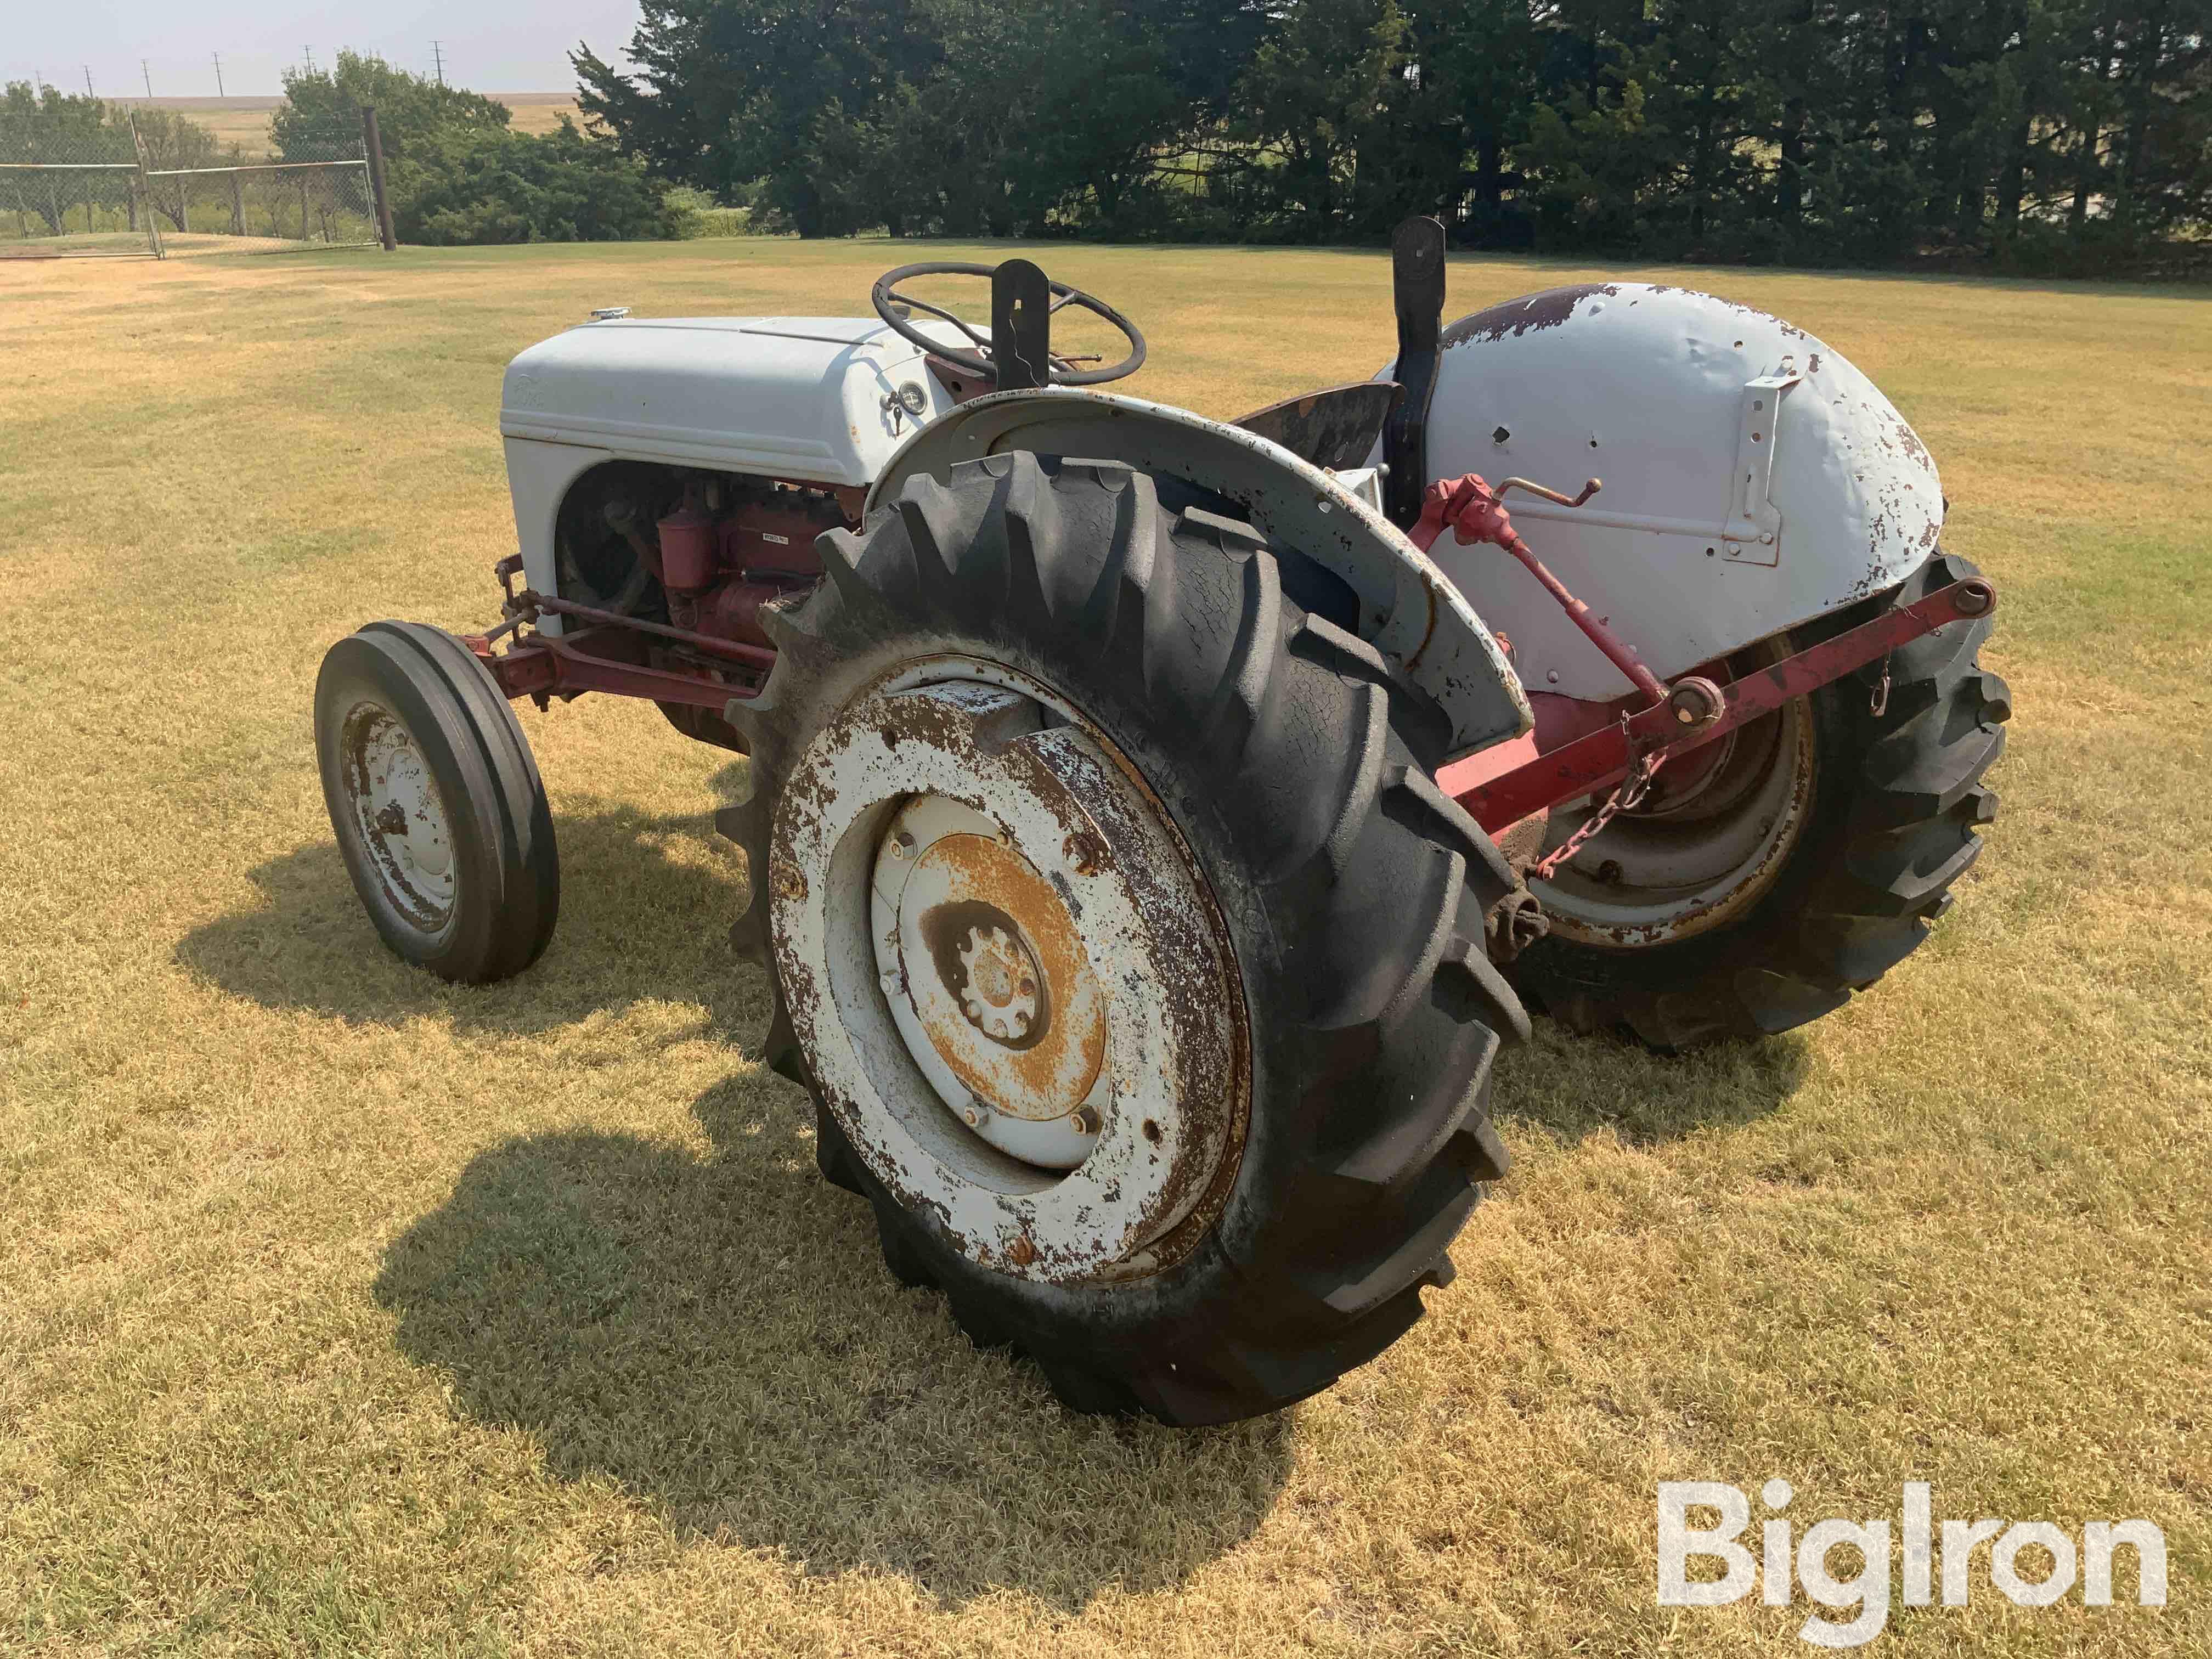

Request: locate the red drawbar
(1441, 577), (1996, 833)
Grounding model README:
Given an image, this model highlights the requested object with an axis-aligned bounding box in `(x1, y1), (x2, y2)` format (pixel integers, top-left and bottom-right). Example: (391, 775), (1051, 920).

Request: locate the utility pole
(212, 53), (224, 97)
(141, 60), (153, 98)
(304, 47), (317, 72)
(430, 41), (445, 86)
(82, 65), (94, 97)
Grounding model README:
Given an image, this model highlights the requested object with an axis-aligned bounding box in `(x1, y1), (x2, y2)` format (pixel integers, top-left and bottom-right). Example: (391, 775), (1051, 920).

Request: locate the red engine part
(692, 579), (794, 648)
(656, 487), (845, 637)
(718, 492), (844, 575)
(656, 506), (717, 592)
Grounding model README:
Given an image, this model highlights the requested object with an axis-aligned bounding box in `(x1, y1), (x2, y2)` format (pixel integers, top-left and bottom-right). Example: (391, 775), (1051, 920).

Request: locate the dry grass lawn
(1, 239), (2207, 1656)
(110, 94), (586, 157)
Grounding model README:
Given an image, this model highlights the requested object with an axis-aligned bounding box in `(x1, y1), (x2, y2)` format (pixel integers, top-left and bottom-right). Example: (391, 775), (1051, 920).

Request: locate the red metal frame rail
(1440, 577), (1996, 833)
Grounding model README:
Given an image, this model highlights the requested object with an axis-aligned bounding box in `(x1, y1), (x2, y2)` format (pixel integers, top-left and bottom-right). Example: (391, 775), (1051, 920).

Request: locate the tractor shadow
(1490, 1018), (1812, 1148)
(371, 1076), (1293, 1611)
(187, 771), (1292, 1606)
(186, 757), (1783, 1604)
(173, 788), (766, 1045)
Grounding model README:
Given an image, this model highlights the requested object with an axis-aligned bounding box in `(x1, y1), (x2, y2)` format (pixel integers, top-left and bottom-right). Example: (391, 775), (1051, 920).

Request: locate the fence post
(127, 113), (163, 259)
(230, 172), (245, 236)
(361, 106), (398, 250)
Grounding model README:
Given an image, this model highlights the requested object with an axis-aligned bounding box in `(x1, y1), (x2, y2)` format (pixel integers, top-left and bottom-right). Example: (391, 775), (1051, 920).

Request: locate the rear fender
(1407, 284), (1945, 700)
(868, 388), (1531, 760)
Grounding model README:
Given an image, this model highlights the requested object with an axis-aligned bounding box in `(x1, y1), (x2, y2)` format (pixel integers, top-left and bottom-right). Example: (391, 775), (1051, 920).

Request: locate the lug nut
(1071, 1105), (1102, 1135)
(889, 830), (916, 858)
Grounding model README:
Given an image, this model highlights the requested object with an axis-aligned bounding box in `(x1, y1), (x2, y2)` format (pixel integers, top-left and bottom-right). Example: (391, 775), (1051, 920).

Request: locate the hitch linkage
(1413, 469), (1997, 835)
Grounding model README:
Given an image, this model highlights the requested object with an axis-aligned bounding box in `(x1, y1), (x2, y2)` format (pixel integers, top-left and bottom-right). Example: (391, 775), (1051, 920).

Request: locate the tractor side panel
(503, 437), (606, 635)
(1406, 284), (1944, 700)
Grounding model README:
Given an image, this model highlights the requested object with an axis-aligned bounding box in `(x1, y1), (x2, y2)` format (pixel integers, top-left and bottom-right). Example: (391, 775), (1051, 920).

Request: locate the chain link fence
(1, 106), (393, 259)
(0, 157), (150, 258)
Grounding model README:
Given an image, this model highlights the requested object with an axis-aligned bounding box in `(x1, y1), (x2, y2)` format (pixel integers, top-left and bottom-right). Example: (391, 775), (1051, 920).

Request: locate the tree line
(274, 55), (679, 244)
(3, 58), (676, 247)
(574, 0), (2212, 272)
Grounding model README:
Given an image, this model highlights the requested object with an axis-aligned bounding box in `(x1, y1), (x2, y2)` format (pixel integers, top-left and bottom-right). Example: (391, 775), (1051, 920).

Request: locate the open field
(2, 240), (2207, 1655)
(108, 93), (584, 156)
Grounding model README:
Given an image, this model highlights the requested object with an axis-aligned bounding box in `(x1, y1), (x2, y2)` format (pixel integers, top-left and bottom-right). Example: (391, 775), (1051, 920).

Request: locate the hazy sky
(7, 2), (642, 98)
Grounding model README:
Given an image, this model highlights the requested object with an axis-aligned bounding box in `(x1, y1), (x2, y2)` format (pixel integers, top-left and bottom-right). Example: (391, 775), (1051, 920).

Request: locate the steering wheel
(870, 261), (1147, 387)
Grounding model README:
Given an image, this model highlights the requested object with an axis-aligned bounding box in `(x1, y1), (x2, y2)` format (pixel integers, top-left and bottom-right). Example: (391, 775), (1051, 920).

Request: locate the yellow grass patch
(1, 241), (2206, 1655)
(108, 94), (586, 159)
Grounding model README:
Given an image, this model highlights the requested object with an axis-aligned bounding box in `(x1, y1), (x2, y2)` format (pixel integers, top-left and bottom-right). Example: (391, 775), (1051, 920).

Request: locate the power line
(430, 40), (445, 87)
(212, 52), (224, 97)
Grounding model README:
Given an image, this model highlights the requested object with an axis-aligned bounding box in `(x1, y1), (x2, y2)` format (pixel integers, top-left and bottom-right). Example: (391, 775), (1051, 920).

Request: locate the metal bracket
(1723, 357), (1801, 566)
(990, 259), (1053, 393)
(1383, 217), (1446, 528)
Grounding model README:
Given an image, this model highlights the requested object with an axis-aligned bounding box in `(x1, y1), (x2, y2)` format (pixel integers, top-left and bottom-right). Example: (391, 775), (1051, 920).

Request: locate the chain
(1531, 715), (1663, 882)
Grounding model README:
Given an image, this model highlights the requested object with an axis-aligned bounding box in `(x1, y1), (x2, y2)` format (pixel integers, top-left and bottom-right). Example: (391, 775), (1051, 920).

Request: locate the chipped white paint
(1409, 284), (1945, 700)
(771, 663), (1245, 1283)
(337, 698), (456, 932)
(867, 788), (1111, 1171)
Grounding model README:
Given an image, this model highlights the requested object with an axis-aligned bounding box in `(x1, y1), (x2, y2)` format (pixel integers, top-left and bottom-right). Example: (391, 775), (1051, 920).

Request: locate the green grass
(1, 239), (2207, 1656)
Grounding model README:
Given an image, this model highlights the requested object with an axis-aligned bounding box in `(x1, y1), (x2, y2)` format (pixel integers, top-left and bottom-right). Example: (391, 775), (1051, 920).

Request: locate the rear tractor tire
(314, 621), (560, 985)
(1508, 552), (2008, 1051)
(721, 454), (1529, 1425)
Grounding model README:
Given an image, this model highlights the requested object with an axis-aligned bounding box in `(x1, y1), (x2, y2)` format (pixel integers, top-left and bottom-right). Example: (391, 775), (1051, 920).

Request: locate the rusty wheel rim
(338, 698), (456, 934)
(1533, 695), (1815, 949)
(766, 659), (1248, 1284)
(870, 792), (1113, 1171)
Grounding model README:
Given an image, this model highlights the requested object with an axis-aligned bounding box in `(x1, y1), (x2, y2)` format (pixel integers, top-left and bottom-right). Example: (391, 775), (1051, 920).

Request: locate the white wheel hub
(768, 664), (1248, 1284)
(958, 926), (1039, 1041)
(868, 790), (1114, 1171)
(338, 698), (456, 932)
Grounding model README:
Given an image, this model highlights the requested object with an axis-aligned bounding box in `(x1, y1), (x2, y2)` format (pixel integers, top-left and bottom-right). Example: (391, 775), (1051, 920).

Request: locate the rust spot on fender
(1442, 284), (1621, 348)
(1402, 572), (1444, 674)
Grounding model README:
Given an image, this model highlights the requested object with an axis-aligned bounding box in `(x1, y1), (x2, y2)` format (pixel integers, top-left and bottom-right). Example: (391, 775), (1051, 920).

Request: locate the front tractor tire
(315, 622), (560, 985)
(723, 454), (1528, 1426)
(1509, 553), (2009, 1050)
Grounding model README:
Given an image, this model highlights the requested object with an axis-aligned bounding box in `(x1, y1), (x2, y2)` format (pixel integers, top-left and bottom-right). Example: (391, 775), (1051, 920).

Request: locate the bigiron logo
(1657, 1480), (2168, 1647)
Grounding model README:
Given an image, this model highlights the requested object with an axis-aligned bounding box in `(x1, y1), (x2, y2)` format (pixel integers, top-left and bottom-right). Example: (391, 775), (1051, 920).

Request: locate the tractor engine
(653, 479), (847, 646)
(559, 467), (851, 649)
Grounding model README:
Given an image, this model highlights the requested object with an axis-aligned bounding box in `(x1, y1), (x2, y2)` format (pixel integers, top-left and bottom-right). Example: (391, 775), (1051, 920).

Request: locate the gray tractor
(316, 227), (2005, 1422)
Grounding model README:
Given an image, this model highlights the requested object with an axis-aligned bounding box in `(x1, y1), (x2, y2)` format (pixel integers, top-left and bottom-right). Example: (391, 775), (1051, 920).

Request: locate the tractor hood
(499, 315), (958, 486)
